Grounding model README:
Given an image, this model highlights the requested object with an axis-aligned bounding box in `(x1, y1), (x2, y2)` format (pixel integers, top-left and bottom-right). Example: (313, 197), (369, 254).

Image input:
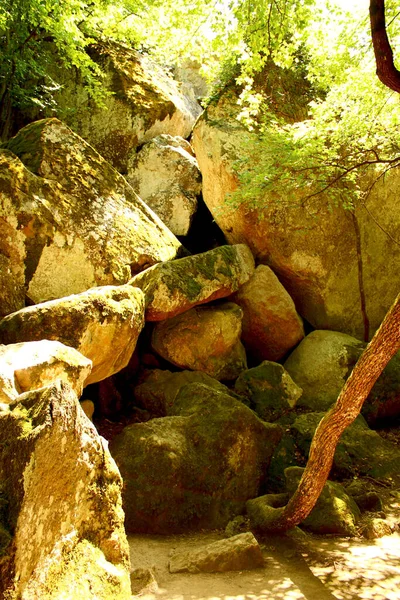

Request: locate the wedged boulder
(133, 368), (233, 417)
(0, 380), (131, 599)
(0, 340), (91, 403)
(0, 285), (145, 385)
(192, 90), (400, 339)
(233, 265), (304, 362)
(169, 532), (264, 573)
(130, 244), (255, 321)
(110, 383), (282, 533)
(0, 118), (181, 316)
(151, 302), (247, 380)
(126, 134), (202, 235)
(292, 412), (400, 479)
(284, 467), (360, 536)
(284, 330), (400, 423)
(27, 42), (202, 172)
(234, 361), (302, 422)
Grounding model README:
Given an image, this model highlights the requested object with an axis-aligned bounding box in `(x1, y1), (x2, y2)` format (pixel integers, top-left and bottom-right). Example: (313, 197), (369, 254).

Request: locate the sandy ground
(128, 489), (400, 600)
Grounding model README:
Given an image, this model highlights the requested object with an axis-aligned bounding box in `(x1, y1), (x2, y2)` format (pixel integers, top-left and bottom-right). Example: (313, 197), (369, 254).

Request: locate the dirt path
(128, 526), (400, 600)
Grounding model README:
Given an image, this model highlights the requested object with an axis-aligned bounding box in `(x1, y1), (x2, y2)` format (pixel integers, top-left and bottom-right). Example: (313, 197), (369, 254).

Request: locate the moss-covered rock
(133, 368), (234, 417)
(0, 119), (181, 316)
(284, 330), (400, 423)
(0, 380), (131, 599)
(0, 340), (92, 403)
(110, 383), (282, 533)
(284, 467), (360, 536)
(24, 42), (202, 172)
(292, 412), (400, 479)
(0, 285), (145, 385)
(234, 361), (302, 422)
(151, 302), (247, 380)
(130, 244), (254, 321)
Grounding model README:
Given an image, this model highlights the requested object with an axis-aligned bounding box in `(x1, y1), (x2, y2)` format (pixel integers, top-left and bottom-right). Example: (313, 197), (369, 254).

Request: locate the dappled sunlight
(306, 533), (400, 600)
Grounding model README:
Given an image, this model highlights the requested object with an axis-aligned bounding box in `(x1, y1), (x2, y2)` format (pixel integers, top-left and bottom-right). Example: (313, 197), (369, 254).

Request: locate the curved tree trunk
(260, 291), (400, 532)
(370, 0), (400, 92)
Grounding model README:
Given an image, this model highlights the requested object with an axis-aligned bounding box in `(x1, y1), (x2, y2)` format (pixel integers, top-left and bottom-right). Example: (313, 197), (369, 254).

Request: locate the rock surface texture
(0, 285), (145, 385)
(130, 244), (255, 321)
(127, 134), (202, 235)
(0, 340), (91, 403)
(0, 118), (181, 316)
(0, 380), (131, 599)
(29, 43), (202, 172)
(169, 532), (264, 573)
(151, 302), (247, 380)
(233, 265), (304, 362)
(192, 90), (400, 340)
(110, 383), (282, 533)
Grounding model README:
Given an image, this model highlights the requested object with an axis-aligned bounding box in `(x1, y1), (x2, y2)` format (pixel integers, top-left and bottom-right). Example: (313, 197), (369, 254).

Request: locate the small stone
(362, 518), (392, 539)
(130, 567), (158, 595)
(169, 533), (264, 573)
(80, 399), (95, 421)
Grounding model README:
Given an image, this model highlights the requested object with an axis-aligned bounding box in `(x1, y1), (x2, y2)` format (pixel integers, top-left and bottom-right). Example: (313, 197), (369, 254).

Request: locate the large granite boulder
(126, 134), (202, 235)
(192, 90), (400, 340)
(130, 244), (254, 321)
(232, 265), (304, 362)
(0, 340), (92, 403)
(0, 285), (145, 385)
(0, 118), (181, 317)
(133, 369), (233, 416)
(26, 42), (202, 172)
(0, 380), (131, 599)
(151, 302), (247, 380)
(284, 330), (400, 423)
(110, 383), (282, 533)
(234, 362), (302, 422)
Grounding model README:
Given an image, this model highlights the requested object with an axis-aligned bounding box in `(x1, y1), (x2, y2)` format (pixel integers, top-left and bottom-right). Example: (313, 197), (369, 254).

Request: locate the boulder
(284, 330), (364, 411)
(292, 412), (400, 479)
(151, 302), (247, 380)
(0, 380), (131, 599)
(284, 467), (361, 536)
(133, 368), (233, 417)
(130, 244), (255, 321)
(110, 383), (282, 533)
(0, 285), (145, 385)
(192, 90), (400, 340)
(126, 134), (202, 235)
(27, 42), (202, 172)
(169, 532), (264, 573)
(234, 361), (302, 422)
(0, 118), (181, 316)
(284, 330), (400, 423)
(233, 265), (304, 362)
(0, 340), (92, 403)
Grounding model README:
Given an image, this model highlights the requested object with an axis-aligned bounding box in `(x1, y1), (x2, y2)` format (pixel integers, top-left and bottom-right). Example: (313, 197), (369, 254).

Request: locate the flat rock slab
(130, 244), (254, 321)
(0, 340), (91, 403)
(169, 532), (264, 573)
(0, 285), (145, 385)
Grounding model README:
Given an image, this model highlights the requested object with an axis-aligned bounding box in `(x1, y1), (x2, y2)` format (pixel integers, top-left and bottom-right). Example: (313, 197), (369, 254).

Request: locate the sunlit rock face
(126, 134), (202, 236)
(0, 118), (181, 317)
(0, 285), (145, 385)
(0, 380), (131, 600)
(192, 91), (400, 340)
(26, 42), (202, 172)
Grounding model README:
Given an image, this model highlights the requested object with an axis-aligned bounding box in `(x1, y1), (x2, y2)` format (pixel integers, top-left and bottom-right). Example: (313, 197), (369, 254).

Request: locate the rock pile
(1, 41), (400, 598)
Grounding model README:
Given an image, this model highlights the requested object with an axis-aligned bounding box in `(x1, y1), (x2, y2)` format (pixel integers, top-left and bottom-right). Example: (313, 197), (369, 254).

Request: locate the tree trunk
(370, 0), (400, 92)
(259, 291), (400, 532)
